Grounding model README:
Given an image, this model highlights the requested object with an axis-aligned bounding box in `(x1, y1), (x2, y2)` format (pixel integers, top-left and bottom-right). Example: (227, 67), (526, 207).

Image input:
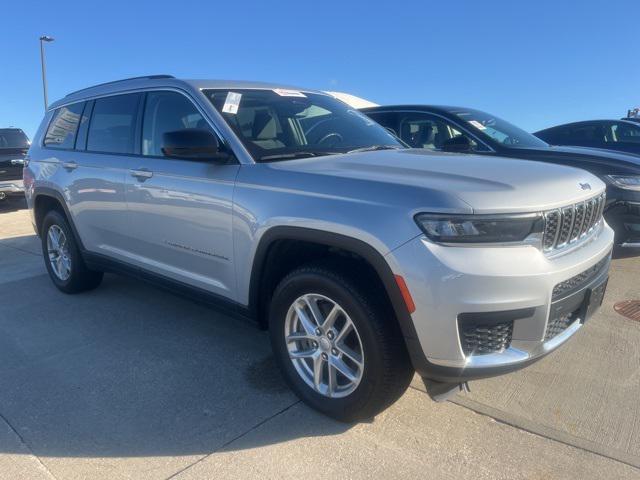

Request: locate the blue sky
(2, 0), (638, 138)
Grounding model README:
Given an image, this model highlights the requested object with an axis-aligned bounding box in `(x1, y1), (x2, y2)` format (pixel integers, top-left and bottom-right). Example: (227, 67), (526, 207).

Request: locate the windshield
(450, 108), (548, 148)
(204, 89), (402, 161)
(0, 129), (29, 149)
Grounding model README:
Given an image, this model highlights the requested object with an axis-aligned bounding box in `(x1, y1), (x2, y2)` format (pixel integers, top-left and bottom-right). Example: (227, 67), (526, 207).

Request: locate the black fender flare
(247, 226), (427, 365)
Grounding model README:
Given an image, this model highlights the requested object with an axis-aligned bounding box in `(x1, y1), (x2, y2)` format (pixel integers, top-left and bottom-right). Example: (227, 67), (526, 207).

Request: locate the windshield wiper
(260, 151), (337, 162)
(347, 145), (403, 153)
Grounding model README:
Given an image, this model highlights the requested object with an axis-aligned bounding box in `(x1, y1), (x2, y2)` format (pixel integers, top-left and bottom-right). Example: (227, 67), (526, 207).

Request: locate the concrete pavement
(0, 199), (638, 479)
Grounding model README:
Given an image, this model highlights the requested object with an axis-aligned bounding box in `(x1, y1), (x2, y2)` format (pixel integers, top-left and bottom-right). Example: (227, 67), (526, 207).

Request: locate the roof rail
(64, 74), (175, 97)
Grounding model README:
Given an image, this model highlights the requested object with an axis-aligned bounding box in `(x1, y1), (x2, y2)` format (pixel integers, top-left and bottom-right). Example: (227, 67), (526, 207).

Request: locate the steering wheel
(318, 132), (344, 146)
(305, 117), (335, 140)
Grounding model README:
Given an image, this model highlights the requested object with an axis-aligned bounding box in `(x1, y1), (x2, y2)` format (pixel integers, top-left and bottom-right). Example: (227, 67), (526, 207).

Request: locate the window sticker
(222, 92), (242, 114)
(273, 88), (307, 98)
(468, 120), (486, 130)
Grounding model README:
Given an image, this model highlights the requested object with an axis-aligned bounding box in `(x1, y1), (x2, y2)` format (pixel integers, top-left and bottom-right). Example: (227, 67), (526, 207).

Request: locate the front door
(125, 90), (239, 299)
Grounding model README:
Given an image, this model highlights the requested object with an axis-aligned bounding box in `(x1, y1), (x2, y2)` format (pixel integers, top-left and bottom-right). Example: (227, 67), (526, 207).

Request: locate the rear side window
(142, 91), (210, 157)
(87, 94), (141, 154)
(44, 102), (85, 149)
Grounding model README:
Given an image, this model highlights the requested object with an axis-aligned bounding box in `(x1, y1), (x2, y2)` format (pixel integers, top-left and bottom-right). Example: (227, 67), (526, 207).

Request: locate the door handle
(62, 161), (78, 170)
(10, 159), (25, 166)
(130, 169), (153, 180)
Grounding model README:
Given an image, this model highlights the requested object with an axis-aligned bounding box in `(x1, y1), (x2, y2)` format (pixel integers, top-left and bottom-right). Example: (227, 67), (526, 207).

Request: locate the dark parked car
(534, 120), (640, 156)
(0, 128), (29, 200)
(362, 105), (640, 247)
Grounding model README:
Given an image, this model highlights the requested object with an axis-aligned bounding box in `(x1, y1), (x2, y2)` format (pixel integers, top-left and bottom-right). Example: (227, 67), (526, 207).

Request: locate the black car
(362, 105), (640, 247)
(534, 120), (640, 156)
(0, 128), (29, 200)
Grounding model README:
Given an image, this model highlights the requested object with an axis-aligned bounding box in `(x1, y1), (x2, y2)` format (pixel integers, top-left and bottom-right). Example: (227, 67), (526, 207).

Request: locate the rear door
(64, 93), (142, 258)
(124, 90), (239, 299)
(604, 121), (640, 155)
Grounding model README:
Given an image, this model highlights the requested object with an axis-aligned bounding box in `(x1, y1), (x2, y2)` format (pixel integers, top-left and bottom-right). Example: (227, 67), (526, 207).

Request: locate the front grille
(552, 254), (610, 301)
(460, 321), (513, 355)
(543, 193), (605, 253)
(544, 312), (578, 341)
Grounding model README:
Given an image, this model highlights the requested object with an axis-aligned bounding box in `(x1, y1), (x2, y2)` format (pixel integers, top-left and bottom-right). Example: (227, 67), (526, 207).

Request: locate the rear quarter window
(44, 102), (85, 149)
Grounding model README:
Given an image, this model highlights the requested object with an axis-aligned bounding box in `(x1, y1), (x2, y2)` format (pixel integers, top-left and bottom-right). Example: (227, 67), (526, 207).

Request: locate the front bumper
(386, 221), (614, 383)
(604, 199), (640, 247)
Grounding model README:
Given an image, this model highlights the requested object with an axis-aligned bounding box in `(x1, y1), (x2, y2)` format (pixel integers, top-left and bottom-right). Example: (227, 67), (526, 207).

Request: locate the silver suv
(24, 76), (614, 421)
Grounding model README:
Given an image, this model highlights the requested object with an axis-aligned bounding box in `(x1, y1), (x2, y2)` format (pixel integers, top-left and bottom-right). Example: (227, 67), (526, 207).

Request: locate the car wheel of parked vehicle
(41, 210), (103, 293)
(269, 263), (413, 422)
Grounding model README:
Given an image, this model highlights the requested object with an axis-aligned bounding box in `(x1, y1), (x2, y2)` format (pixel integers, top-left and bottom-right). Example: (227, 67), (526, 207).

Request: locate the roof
(535, 119), (640, 133)
(325, 91), (378, 108)
(360, 104), (470, 113)
(49, 75), (325, 110)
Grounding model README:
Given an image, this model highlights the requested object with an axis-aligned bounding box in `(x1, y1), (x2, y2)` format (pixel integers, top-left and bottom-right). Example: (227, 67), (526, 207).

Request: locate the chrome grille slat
(543, 210), (560, 250)
(581, 199), (594, 237)
(543, 194), (605, 254)
(570, 202), (586, 242)
(556, 207), (575, 247)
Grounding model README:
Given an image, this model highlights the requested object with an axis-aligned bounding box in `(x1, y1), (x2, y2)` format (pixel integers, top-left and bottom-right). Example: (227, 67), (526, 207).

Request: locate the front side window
(609, 122), (640, 144)
(142, 91), (215, 156)
(44, 103), (84, 149)
(87, 94), (141, 154)
(397, 114), (482, 151)
(564, 124), (602, 143)
(203, 89), (401, 161)
(451, 108), (549, 148)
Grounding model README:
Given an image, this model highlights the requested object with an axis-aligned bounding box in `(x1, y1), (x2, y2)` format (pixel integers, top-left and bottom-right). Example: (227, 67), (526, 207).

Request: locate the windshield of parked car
(0, 129), (29, 149)
(204, 89), (402, 161)
(449, 108), (549, 148)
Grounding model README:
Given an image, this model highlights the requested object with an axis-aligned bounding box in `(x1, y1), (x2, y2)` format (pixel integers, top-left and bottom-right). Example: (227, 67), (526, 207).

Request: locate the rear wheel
(269, 263), (413, 422)
(41, 210), (103, 293)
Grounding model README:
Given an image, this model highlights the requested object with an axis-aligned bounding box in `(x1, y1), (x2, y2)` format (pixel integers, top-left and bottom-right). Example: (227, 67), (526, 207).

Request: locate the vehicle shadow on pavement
(0, 269), (353, 462)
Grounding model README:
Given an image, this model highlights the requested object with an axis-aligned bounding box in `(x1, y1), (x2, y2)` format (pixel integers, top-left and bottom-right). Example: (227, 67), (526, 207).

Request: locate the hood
(270, 149), (605, 214)
(521, 145), (640, 165)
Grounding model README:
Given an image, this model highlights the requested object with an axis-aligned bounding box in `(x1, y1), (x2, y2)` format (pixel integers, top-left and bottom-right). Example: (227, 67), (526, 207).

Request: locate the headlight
(606, 175), (640, 191)
(415, 213), (543, 244)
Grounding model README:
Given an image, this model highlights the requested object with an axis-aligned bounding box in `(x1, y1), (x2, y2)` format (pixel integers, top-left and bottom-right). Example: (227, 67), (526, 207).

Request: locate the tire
(269, 262), (414, 422)
(41, 210), (103, 293)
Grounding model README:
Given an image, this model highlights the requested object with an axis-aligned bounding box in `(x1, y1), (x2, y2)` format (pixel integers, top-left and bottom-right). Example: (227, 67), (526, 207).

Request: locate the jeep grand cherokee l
(24, 76), (614, 421)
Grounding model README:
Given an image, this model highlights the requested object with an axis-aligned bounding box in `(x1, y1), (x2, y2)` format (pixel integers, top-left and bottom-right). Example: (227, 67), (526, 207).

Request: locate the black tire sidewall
(269, 269), (388, 419)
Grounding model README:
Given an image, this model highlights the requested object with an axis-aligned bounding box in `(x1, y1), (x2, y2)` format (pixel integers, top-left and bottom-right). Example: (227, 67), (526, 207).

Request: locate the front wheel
(269, 263), (413, 422)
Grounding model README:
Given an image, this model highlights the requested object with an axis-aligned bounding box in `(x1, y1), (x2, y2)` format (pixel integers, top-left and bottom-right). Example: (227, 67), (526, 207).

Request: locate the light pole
(39, 35), (55, 111)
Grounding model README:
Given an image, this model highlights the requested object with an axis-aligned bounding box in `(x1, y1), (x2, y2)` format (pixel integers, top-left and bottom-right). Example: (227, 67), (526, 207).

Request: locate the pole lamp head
(40, 35), (55, 42)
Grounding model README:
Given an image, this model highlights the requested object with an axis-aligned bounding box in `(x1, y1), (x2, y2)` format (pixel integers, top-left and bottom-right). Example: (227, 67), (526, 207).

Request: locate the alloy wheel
(47, 225), (71, 281)
(284, 293), (364, 398)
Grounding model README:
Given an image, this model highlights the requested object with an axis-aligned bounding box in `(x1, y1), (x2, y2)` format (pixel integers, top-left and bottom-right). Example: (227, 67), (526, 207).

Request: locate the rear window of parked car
(0, 129), (30, 149)
(87, 94), (141, 154)
(44, 102), (85, 149)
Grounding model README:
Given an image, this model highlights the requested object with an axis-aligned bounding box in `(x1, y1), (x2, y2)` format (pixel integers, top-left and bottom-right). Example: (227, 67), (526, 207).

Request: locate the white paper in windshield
(222, 92), (242, 114)
(468, 120), (486, 130)
(273, 88), (307, 97)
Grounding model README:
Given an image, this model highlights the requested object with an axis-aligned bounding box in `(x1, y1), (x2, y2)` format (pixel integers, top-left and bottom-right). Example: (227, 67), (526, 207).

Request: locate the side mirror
(442, 135), (473, 153)
(161, 129), (225, 161)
